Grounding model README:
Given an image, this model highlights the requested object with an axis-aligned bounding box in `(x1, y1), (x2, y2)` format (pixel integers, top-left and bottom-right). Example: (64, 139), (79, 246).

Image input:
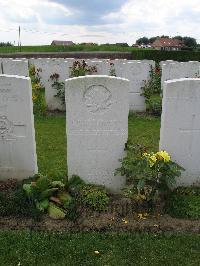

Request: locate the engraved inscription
(83, 85), (112, 113)
(0, 116), (14, 138)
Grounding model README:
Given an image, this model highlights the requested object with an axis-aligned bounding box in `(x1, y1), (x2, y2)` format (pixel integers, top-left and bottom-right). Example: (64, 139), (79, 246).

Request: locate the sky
(0, 0), (199, 45)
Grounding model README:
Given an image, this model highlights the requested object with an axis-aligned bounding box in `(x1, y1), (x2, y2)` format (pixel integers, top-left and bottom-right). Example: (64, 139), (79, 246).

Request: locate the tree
(149, 37), (158, 43)
(0, 42), (13, 47)
(183, 37), (197, 47)
(136, 37), (149, 45)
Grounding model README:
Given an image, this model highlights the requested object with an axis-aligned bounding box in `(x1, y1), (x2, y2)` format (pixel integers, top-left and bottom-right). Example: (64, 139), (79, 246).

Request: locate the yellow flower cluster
(32, 94), (37, 101)
(156, 150), (171, 162)
(33, 83), (41, 90)
(143, 150), (170, 167)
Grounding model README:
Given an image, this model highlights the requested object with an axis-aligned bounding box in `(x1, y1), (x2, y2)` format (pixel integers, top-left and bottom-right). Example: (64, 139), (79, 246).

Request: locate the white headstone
(0, 75), (38, 180)
(36, 60), (70, 111)
(2, 59), (29, 76)
(66, 75), (129, 192)
(86, 60), (110, 75)
(161, 61), (200, 87)
(123, 62), (151, 111)
(160, 78), (200, 186)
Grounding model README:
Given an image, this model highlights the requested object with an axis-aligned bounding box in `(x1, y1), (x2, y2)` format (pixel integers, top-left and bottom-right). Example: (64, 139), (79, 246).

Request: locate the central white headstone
(66, 75), (129, 192)
(0, 75), (38, 180)
(160, 78), (200, 186)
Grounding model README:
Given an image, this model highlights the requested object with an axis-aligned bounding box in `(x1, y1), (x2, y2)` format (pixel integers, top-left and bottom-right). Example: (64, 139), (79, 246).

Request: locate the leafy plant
(109, 61), (116, 76)
(68, 175), (109, 211)
(70, 60), (97, 77)
(79, 184), (109, 211)
(30, 65), (46, 116)
(141, 65), (162, 115)
(116, 144), (183, 203)
(147, 95), (162, 116)
(0, 183), (41, 220)
(23, 174), (73, 219)
(168, 195), (200, 219)
(50, 73), (65, 105)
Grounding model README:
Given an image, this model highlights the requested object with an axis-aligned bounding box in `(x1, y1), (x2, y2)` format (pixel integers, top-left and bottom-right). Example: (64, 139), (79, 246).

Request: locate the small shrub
(141, 64), (162, 116)
(30, 65), (46, 116)
(50, 73), (65, 105)
(79, 184), (109, 211)
(23, 174), (73, 219)
(70, 60), (97, 77)
(116, 144), (183, 204)
(147, 95), (162, 116)
(166, 186), (200, 219)
(0, 185), (41, 221)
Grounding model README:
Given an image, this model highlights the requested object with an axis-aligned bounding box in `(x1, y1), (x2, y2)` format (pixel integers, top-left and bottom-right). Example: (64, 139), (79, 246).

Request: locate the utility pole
(18, 26), (21, 51)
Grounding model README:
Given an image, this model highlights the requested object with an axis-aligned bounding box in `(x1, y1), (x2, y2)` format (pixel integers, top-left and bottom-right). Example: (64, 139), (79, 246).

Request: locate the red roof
(152, 38), (184, 48)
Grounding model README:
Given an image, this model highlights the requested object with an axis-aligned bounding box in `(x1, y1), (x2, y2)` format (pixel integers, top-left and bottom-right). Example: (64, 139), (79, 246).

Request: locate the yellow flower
(142, 152), (148, 157)
(149, 155), (157, 167)
(94, 250), (100, 255)
(137, 213), (149, 220)
(32, 95), (37, 101)
(122, 218), (128, 224)
(156, 151), (170, 162)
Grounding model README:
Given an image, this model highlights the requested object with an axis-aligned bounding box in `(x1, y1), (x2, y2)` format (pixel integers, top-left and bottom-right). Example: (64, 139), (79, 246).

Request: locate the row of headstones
(0, 74), (199, 191)
(31, 58), (155, 112)
(161, 60), (200, 87)
(0, 57), (155, 112)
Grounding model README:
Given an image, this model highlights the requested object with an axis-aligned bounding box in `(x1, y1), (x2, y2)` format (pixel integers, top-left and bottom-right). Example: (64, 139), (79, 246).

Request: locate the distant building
(116, 43), (129, 47)
(80, 42), (97, 46)
(51, 40), (75, 46)
(152, 38), (184, 51)
(132, 44), (140, 48)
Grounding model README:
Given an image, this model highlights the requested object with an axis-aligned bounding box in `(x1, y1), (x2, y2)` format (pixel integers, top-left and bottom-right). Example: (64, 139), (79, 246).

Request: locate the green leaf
(36, 199), (49, 211)
(58, 192), (72, 208)
(51, 181), (65, 188)
(23, 184), (33, 196)
(48, 203), (66, 220)
(39, 188), (58, 200)
(137, 179), (145, 190)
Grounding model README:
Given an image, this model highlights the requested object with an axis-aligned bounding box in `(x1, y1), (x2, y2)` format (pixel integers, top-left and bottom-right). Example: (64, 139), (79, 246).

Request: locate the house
(51, 40), (75, 46)
(152, 38), (184, 51)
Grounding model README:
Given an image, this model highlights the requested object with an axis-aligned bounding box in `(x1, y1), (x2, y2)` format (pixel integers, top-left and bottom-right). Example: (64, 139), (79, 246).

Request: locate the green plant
(79, 184), (109, 211)
(109, 61), (116, 76)
(50, 73), (65, 105)
(166, 186), (200, 219)
(68, 175), (109, 212)
(30, 65), (46, 116)
(70, 60), (97, 77)
(23, 174), (73, 219)
(147, 95), (162, 116)
(116, 144), (183, 203)
(141, 65), (162, 116)
(0, 183), (41, 220)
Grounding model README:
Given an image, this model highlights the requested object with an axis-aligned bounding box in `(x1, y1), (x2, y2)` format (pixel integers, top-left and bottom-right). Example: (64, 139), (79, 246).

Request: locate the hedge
(132, 49), (200, 62)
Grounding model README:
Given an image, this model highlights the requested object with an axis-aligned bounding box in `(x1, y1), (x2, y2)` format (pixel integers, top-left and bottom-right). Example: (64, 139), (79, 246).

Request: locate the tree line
(136, 36), (197, 47)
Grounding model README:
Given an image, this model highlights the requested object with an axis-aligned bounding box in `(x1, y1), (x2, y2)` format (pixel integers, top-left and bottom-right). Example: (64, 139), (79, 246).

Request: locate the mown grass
(0, 231), (199, 266)
(0, 44), (143, 53)
(34, 113), (160, 177)
(1, 115), (199, 265)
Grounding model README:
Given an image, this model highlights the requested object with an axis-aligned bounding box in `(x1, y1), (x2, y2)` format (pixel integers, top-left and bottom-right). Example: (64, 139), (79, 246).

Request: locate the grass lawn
(0, 231), (199, 266)
(2, 114), (199, 266)
(0, 44), (142, 53)
(34, 113), (160, 177)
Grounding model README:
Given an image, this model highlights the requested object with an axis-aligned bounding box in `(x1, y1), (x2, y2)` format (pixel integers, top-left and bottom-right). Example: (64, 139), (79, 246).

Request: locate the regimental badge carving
(0, 116), (14, 138)
(83, 85), (112, 113)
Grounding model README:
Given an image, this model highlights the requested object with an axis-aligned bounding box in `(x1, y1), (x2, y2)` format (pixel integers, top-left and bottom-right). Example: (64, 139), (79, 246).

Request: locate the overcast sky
(0, 0), (199, 45)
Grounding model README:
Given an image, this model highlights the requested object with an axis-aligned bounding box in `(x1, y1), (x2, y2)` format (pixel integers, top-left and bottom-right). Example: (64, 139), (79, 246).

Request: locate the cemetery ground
(0, 112), (199, 265)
